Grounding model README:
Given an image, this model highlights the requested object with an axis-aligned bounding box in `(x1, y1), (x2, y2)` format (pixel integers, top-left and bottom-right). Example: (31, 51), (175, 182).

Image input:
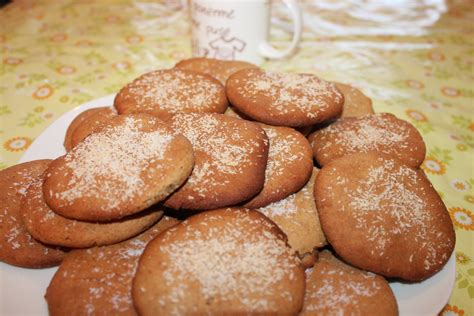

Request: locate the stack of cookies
(0, 57), (455, 315)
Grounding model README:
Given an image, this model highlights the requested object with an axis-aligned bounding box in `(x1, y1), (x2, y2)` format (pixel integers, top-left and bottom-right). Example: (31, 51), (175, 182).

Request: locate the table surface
(1, 0), (473, 315)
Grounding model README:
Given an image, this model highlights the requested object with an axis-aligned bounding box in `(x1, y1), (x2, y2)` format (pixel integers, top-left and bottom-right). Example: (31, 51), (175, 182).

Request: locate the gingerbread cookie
(315, 153), (455, 281)
(21, 175), (163, 248)
(0, 160), (66, 268)
(132, 208), (305, 315)
(64, 107), (105, 151)
(244, 124), (313, 208)
(226, 69), (344, 127)
(301, 250), (398, 315)
(258, 168), (327, 267)
(114, 69), (228, 120)
(334, 82), (374, 118)
(69, 106), (117, 149)
(175, 57), (258, 85)
(309, 113), (426, 168)
(43, 114), (194, 221)
(46, 216), (180, 316)
(164, 113), (269, 210)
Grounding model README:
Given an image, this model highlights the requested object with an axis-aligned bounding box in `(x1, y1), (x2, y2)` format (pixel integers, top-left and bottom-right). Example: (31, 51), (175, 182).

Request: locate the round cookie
(258, 168), (327, 267)
(46, 216), (180, 316)
(334, 82), (374, 118)
(21, 175), (163, 248)
(164, 113), (269, 210)
(309, 113), (426, 168)
(114, 68), (228, 120)
(244, 124), (313, 208)
(132, 208), (305, 315)
(69, 106), (117, 149)
(64, 107), (105, 151)
(301, 250), (398, 315)
(43, 113), (195, 222)
(0, 160), (66, 268)
(175, 57), (258, 85)
(314, 153), (455, 281)
(226, 68), (344, 127)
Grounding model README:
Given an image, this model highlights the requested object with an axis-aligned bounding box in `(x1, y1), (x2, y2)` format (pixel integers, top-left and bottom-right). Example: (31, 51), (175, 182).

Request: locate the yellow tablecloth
(1, 0), (472, 314)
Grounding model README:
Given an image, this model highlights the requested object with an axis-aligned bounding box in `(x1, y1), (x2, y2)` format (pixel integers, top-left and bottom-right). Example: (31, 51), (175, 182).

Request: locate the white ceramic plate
(1, 95), (456, 315)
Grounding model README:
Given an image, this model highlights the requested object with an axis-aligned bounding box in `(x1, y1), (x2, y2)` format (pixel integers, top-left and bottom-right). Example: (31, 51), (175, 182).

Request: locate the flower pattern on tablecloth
(440, 304), (465, 316)
(3, 136), (32, 152)
(449, 207), (474, 231)
(422, 156), (447, 175)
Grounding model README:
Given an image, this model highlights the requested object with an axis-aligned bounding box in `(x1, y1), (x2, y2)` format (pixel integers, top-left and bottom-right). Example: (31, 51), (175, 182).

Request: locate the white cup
(190, 0), (303, 65)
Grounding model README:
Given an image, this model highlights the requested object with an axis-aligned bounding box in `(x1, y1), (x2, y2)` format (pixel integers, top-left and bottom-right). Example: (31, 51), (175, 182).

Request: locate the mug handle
(258, 0), (303, 59)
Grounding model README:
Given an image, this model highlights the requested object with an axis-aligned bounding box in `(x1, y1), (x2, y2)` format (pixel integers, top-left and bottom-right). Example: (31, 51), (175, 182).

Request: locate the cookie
(114, 69), (228, 120)
(69, 106), (117, 149)
(258, 168), (327, 265)
(244, 124), (313, 208)
(21, 175), (163, 248)
(175, 57), (258, 85)
(309, 113), (426, 168)
(334, 82), (374, 118)
(223, 104), (251, 120)
(46, 216), (180, 316)
(164, 113), (269, 210)
(226, 69), (344, 127)
(301, 250), (398, 315)
(0, 160), (66, 268)
(132, 208), (305, 315)
(314, 153), (455, 281)
(64, 107), (105, 151)
(300, 249), (319, 269)
(43, 113), (194, 221)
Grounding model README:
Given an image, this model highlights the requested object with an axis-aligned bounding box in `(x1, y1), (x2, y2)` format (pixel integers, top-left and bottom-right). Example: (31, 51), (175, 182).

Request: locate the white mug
(190, 0), (303, 65)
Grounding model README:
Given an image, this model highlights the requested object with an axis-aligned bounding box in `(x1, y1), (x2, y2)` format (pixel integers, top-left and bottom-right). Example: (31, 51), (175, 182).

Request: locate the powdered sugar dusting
(304, 255), (383, 314)
(157, 210), (301, 313)
(259, 194), (299, 217)
(27, 177), (58, 224)
(5, 226), (22, 250)
(262, 126), (305, 179)
(48, 217), (177, 314)
(54, 116), (173, 210)
(317, 113), (414, 157)
(327, 157), (453, 271)
(123, 69), (222, 113)
(348, 160), (428, 255)
(237, 71), (342, 119)
(170, 113), (266, 196)
(11, 170), (38, 197)
(258, 168), (313, 219)
(0, 161), (64, 258)
(23, 176), (161, 248)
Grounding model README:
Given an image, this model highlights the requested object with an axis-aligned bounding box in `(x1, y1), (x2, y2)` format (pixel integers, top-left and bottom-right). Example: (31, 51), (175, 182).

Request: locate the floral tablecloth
(1, 0), (472, 314)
